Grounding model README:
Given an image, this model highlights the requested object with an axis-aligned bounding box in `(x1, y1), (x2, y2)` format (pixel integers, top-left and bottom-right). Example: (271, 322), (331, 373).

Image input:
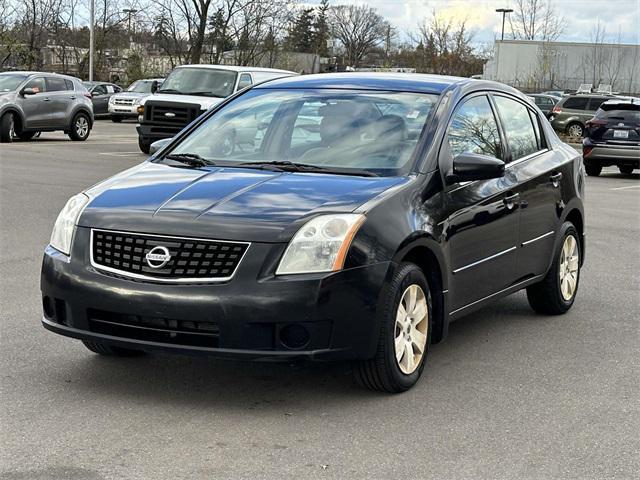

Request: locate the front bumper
(137, 123), (184, 143)
(108, 104), (137, 117)
(40, 227), (391, 361)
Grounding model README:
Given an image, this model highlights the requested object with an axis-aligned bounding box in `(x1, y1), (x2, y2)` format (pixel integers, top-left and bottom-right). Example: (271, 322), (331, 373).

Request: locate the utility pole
(122, 9), (138, 35)
(495, 8), (513, 41)
(89, 0), (94, 81)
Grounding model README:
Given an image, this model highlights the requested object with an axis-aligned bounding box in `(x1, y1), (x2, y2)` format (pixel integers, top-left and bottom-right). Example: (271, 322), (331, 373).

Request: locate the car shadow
(53, 293), (541, 408)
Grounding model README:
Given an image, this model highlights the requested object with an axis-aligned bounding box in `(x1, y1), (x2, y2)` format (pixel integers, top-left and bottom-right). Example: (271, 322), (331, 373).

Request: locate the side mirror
(151, 80), (159, 94)
(446, 153), (505, 183)
(22, 88), (38, 96)
(149, 137), (172, 155)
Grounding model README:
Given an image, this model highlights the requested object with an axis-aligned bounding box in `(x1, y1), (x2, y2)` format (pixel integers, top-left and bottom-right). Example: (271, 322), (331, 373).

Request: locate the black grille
(87, 309), (220, 348)
(147, 101), (201, 127)
(91, 229), (249, 282)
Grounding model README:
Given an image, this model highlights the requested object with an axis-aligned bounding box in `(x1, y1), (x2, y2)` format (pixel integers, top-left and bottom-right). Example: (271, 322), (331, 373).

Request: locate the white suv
(108, 78), (164, 123)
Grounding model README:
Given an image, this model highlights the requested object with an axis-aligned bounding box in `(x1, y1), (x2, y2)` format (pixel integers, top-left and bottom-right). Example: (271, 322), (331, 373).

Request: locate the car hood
(80, 162), (407, 243)
(140, 94), (223, 110)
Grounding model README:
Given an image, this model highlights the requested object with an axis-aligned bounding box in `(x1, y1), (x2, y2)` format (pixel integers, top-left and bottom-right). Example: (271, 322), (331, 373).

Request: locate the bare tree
(329, 4), (388, 67)
(509, 0), (565, 41)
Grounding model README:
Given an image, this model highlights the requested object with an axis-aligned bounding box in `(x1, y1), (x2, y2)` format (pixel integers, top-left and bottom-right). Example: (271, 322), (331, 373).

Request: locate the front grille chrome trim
(89, 228), (250, 284)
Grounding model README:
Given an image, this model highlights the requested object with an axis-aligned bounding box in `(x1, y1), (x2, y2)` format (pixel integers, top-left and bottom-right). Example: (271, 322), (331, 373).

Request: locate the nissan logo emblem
(164, 112), (176, 118)
(145, 246), (171, 269)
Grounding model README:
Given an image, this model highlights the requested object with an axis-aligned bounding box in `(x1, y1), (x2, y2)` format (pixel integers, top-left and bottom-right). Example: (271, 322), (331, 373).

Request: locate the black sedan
(41, 73), (586, 392)
(82, 81), (123, 115)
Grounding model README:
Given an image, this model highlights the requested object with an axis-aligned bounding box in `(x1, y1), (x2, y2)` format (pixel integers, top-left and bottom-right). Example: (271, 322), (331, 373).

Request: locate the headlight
(50, 193), (89, 255)
(276, 214), (365, 275)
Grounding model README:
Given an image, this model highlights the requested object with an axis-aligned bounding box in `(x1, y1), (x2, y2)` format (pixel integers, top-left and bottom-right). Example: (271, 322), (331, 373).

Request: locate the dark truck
(136, 65), (296, 153)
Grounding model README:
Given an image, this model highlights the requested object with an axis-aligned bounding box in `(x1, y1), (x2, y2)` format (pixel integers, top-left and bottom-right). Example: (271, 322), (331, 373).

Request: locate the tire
(138, 136), (151, 154)
(111, 116), (123, 123)
(619, 165), (634, 175)
(566, 123), (584, 138)
(82, 340), (145, 357)
(0, 112), (15, 143)
(526, 222), (581, 315)
(68, 112), (91, 141)
(17, 131), (37, 140)
(354, 262), (432, 393)
(584, 163), (602, 176)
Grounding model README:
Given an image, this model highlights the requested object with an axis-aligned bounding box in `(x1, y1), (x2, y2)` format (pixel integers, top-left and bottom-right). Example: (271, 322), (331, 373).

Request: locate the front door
(442, 94), (520, 312)
(21, 76), (51, 128)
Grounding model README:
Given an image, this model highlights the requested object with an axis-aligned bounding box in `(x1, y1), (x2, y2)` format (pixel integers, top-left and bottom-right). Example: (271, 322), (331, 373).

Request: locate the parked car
(541, 90), (567, 100)
(41, 73), (585, 392)
(82, 81), (123, 116)
(0, 71), (93, 143)
(527, 94), (558, 118)
(549, 93), (615, 138)
(582, 98), (640, 176)
(108, 78), (164, 123)
(136, 65), (297, 153)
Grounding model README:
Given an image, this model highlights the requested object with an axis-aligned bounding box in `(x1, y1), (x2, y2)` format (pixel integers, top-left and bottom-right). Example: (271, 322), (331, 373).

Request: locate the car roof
(0, 71), (78, 80)
(176, 64), (296, 74)
(601, 97), (640, 105)
(253, 72), (485, 94)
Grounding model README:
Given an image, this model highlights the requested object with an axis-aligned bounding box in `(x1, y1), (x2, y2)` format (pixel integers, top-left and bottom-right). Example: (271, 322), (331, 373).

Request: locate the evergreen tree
(313, 0), (330, 56)
(286, 8), (315, 53)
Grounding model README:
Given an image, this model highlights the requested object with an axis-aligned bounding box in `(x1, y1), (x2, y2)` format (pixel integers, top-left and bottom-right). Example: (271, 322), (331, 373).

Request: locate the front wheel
(619, 165), (634, 175)
(68, 113), (91, 141)
(354, 262), (432, 393)
(526, 223), (581, 315)
(138, 136), (151, 154)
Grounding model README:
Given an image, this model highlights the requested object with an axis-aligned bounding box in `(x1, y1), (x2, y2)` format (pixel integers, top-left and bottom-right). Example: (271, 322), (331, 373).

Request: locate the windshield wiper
(164, 153), (213, 168)
(184, 91), (226, 98)
(157, 88), (181, 94)
(235, 161), (378, 177)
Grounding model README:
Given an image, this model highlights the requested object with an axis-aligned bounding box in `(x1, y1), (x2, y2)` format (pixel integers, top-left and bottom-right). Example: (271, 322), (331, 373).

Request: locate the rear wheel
(566, 122), (584, 138)
(354, 262), (432, 393)
(526, 223), (581, 315)
(0, 112), (15, 142)
(68, 112), (91, 141)
(619, 165), (634, 175)
(138, 136), (151, 154)
(584, 162), (602, 176)
(82, 340), (145, 357)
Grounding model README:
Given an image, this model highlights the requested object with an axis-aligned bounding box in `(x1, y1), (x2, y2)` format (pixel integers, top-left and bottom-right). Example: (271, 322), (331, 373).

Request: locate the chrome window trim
(89, 228), (250, 284)
(452, 246), (516, 274)
(521, 230), (555, 247)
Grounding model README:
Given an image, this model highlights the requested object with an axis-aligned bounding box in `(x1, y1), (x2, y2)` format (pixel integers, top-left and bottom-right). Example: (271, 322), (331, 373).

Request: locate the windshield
(164, 89), (438, 176)
(0, 74), (28, 92)
(127, 80), (160, 93)
(158, 68), (236, 97)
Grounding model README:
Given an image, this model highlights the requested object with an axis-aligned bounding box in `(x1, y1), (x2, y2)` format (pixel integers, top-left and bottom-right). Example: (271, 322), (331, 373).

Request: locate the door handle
(550, 172), (563, 187)
(503, 192), (520, 210)
(69, 96), (76, 100)
(43, 97), (51, 102)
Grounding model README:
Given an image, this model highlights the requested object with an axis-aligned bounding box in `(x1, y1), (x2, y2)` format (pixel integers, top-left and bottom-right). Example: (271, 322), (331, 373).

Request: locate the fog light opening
(42, 296), (55, 319)
(279, 324), (310, 350)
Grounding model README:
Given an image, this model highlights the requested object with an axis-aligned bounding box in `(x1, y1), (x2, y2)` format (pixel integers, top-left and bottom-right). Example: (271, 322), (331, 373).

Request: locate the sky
(305, 0), (640, 46)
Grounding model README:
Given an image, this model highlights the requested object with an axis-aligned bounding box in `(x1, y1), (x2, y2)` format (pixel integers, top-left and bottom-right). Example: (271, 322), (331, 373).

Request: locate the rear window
(595, 105), (640, 123)
(562, 97), (589, 110)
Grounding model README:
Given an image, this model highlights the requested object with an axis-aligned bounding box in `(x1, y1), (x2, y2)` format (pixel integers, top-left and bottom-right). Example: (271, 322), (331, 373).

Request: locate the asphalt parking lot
(0, 120), (638, 480)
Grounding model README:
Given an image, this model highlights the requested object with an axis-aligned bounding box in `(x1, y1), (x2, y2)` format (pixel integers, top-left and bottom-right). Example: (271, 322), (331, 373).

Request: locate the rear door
(21, 76), (51, 128)
(442, 94), (520, 312)
(45, 77), (75, 127)
(492, 94), (563, 279)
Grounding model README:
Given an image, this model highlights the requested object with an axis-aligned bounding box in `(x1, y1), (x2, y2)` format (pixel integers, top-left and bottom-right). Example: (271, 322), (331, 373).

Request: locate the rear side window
(64, 79), (74, 90)
(237, 73), (253, 90)
(92, 85), (107, 95)
(562, 97), (589, 110)
(46, 77), (68, 92)
(447, 95), (503, 160)
(494, 96), (540, 161)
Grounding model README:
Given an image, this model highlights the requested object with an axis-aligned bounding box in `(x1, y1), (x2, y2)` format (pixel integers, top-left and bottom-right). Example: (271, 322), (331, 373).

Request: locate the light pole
(89, 0), (94, 81)
(122, 9), (138, 35)
(495, 8), (513, 41)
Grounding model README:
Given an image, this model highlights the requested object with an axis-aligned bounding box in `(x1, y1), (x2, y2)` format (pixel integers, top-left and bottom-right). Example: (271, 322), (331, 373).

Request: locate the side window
(237, 73), (253, 90)
(562, 97), (589, 110)
(46, 77), (67, 92)
(494, 96), (540, 161)
(588, 97), (607, 111)
(93, 85), (107, 96)
(528, 110), (545, 150)
(64, 79), (75, 90)
(447, 95), (503, 160)
(24, 77), (46, 93)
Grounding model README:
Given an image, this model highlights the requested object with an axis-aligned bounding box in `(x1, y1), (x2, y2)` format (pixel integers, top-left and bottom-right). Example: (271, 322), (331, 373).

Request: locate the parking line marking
(610, 185), (640, 191)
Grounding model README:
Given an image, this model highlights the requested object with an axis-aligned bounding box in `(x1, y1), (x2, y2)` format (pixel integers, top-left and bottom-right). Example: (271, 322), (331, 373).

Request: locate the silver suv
(0, 71), (94, 143)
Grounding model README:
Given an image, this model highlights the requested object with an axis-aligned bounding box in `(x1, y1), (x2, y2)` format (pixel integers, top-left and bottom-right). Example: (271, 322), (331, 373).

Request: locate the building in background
(483, 40), (640, 95)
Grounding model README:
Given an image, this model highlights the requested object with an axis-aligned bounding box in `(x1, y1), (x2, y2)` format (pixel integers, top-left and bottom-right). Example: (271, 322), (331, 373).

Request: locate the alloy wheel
(8, 114), (15, 139)
(76, 116), (89, 138)
(559, 234), (579, 301)
(394, 284), (429, 375)
(567, 124), (583, 138)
